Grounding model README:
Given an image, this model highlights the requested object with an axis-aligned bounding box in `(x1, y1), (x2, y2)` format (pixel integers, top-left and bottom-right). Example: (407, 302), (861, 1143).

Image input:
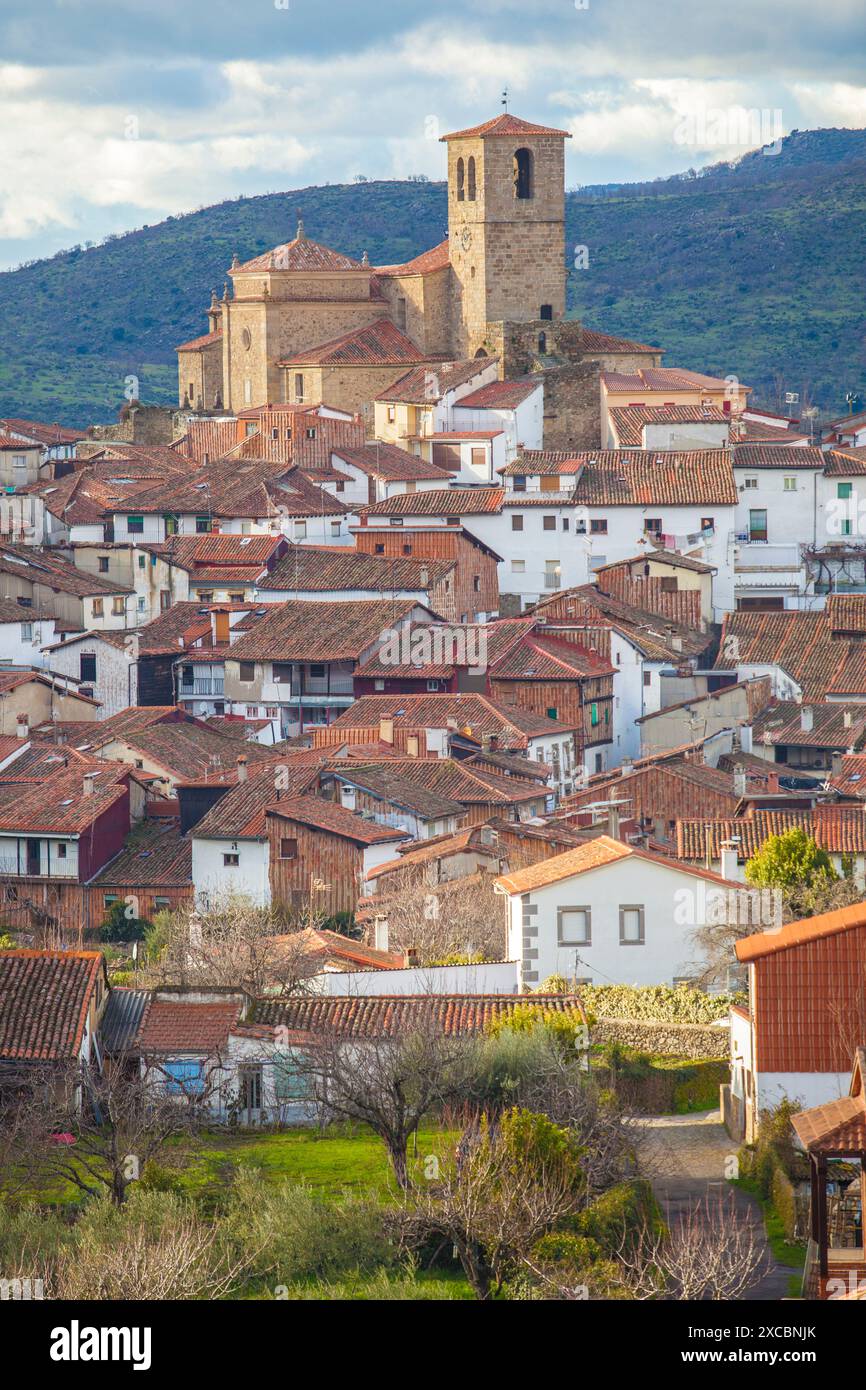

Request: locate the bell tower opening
(513, 148), (533, 199)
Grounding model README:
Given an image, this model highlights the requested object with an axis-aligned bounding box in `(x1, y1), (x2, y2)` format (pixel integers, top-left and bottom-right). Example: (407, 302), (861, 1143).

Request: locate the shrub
(222, 1171), (394, 1283)
(574, 1179), (662, 1256)
(579, 983), (742, 1024)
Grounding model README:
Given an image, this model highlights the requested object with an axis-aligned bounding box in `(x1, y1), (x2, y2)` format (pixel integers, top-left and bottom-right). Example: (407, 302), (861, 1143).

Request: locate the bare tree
(295, 1017), (480, 1189)
(55, 1215), (250, 1301)
(393, 1108), (586, 1299)
(615, 1194), (769, 1300)
(367, 871), (506, 964)
(1, 1057), (215, 1207)
(137, 893), (321, 997)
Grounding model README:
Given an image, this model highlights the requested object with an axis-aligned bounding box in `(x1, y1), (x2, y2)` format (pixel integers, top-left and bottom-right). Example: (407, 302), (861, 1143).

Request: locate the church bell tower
(441, 114), (571, 359)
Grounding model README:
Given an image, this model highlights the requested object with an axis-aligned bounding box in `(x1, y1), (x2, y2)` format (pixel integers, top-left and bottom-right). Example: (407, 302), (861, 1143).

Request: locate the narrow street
(631, 1109), (797, 1300)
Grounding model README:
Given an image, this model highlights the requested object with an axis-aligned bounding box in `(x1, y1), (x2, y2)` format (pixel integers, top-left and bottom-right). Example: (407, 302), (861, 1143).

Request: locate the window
(375, 543), (385, 554)
(98, 556), (109, 573)
(512, 559), (525, 573)
(273, 1051), (310, 1102)
(103, 894), (118, 908)
(744, 476), (758, 489)
(374, 679), (385, 691)
(645, 518), (662, 535)
(538, 331), (547, 354)
(57, 843), (67, 859)
(619, 905), (645, 944)
(387, 405), (396, 423)
(305, 427), (317, 441)
(396, 297), (407, 331)
(279, 837), (298, 860)
(544, 560), (560, 589)
(748, 508), (768, 542)
(20, 622), (32, 640)
(546, 706), (558, 720)
(562, 516), (569, 531)
(543, 515), (556, 531)
(838, 482), (853, 499)
(540, 303), (553, 320)
(467, 156), (476, 201)
(154, 897), (171, 910)
(700, 517), (715, 532)
(511, 514), (524, 532)
(195, 515), (210, 534)
(643, 670), (652, 687)
(127, 515), (144, 534)
(223, 852), (240, 867)
(557, 906), (591, 945)
(426, 679), (440, 692)
(330, 521), (342, 537)
(512, 475), (526, 492)
(80, 653), (96, 682)
(309, 663), (326, 678)
(389, 517), (404, 527)
(456, 156), (465, 201)
(138, 555), (147, 570)
(245, 705), (258, 718)
(590, 519), (607, 534)
(294, 373), (304, 402)
(590, 702), (599, 726)
(112, 597), (125, 616)
(783, 477), (797, 492)
(163, 1060), (204, 1096)
(513, 147), (533, 199)
(239, 661), (255, 682)
(239, 1064), (263, 1112)
(294, 521), (307, 540)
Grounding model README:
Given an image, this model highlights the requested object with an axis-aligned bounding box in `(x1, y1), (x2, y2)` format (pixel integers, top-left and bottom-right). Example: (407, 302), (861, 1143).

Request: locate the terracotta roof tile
(0, 951), (105, 1061)
(251, 992), (584, 1039)
(441, 114), (571, 141)
(280, 318), (427, 368)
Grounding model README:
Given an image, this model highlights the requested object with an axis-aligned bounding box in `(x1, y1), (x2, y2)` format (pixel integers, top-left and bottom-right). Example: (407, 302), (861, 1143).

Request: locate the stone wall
(593, 1017), (731, 1060)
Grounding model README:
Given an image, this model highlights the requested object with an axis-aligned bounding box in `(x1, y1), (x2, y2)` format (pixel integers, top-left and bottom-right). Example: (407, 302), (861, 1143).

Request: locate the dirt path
(630, 1108), (796, 1301)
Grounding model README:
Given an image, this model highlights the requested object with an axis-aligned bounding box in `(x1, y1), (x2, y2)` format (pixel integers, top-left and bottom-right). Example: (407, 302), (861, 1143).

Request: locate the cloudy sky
(0, 0), (864, 269)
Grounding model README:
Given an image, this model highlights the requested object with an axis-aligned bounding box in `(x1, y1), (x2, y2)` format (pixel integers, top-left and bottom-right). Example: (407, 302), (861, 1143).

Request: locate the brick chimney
(83, 771), (97, 797)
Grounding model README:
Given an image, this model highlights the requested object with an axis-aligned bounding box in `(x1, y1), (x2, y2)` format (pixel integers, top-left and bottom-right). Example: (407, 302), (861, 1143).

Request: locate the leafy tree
(99, 899), (150, 943)
(744, 828), (835, 889)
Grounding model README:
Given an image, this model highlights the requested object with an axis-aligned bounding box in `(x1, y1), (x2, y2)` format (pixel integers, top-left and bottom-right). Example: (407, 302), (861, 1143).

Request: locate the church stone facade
(176, 114), (661, 448)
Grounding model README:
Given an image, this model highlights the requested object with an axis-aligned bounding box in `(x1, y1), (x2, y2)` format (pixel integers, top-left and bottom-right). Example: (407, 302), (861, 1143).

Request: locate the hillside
(1, 128), (864, 427)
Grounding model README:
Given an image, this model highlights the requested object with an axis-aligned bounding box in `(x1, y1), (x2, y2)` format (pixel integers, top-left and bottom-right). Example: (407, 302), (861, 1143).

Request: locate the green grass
(164, 1124), (455, 1202)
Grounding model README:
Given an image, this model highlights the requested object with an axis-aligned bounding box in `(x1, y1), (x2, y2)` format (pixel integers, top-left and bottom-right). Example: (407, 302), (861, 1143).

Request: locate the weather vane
(502, 87), (508, 112)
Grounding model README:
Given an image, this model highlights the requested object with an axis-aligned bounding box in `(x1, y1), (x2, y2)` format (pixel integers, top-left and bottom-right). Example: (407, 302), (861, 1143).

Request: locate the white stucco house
(494, 834), (739, 989)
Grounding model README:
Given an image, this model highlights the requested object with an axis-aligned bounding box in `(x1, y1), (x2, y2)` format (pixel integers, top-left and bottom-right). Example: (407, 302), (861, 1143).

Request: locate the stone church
(176, 114), (661, 447)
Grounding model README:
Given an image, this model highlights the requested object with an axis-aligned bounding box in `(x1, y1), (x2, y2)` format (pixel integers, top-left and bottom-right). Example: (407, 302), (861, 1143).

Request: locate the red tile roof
(363, 486), (504, 516)
(137, 998), (242, 1054)
(609, 404), (728, 446)
(0, 951), (106, 1061)
(227, 597), (422, 662)
(735, 900), (866, 963)
(267, 795), (408, 844)
(456, 377), (541, 410)
(0, 418), (86, 447)
(496, 834), (732, 894)
(677, 806), (866, 862)
(572, 450), (738, 506)
(234, 235), (367, 274)
(91, 820), (192, 888)
(280, 318), (427, 368)
(262, 545), (452, 594)
(332, 442), (451, 480)
(732, 443), (824, 468)
(176, 329), (222, 352)
(580, 328), (661, 355)
(441, 114), (571, 141)
(375, 239), (451, 277)
(251, 992), (584, 1039)
(375, 358), (496, 404)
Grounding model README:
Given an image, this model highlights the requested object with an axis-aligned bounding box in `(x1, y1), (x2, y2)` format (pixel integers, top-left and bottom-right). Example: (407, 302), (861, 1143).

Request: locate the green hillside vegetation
(1, 128), (864, 427)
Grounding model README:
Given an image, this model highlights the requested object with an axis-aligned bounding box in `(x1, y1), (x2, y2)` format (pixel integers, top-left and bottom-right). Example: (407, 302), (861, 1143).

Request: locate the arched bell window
(514, 147), (533, 199)
(467, 156), (476, 201)
(456, 157), (465, 201)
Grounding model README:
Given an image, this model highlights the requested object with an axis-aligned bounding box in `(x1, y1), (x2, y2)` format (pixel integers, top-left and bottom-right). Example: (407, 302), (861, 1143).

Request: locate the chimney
(83, 771), (97, 797)
(379, 716), (394, 746)
(800, 705), (814, 733)
(404, 945), (419, 966)
(734, 769), (747, 798)
(671, 635), (683, 653)
(720, 838), (739, 881)
(620, 758), (634, 778)
(831, 751), (843, 779)
(236, 755), (248, 783)
(607, 804), (620, 838)
(15, 712), (29, 740)
(740, 723), (753, 754)
(406, 735), (419, 758)
(373, 916), (389, 953)
(844, 710), (853, 729)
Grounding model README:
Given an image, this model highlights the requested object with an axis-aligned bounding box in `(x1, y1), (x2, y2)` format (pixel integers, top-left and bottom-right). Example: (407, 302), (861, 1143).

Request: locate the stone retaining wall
(594, 1017), (730, 1060)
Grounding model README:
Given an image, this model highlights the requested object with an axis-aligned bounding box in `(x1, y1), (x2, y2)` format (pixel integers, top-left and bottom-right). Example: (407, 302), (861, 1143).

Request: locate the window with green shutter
(273, 1052), (309, 1102)
(591, 703), (599, 726)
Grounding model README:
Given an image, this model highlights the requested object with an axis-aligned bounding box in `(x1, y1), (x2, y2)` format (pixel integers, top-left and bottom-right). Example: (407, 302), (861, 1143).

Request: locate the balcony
(734, 541), (803, 573)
